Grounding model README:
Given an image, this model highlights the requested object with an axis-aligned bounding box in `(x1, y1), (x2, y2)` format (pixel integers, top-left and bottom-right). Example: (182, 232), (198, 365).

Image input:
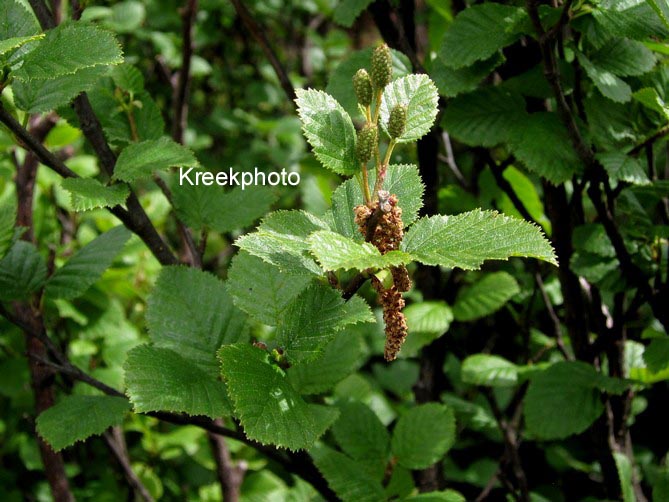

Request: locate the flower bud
(356, 123), (378, 164)
(371, 44), (392, 90)
(353, 69), (373, 107)
(388, 104), (407, 139)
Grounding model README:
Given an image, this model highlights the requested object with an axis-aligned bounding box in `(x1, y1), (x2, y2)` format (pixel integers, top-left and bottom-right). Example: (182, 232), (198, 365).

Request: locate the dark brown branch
(535, 272), (572, 360)
(104, 427), (155, 502)
(229, 0), (296, 102)
(28, 0), (55, 29)
(208, 419), (247, 502)
(172, 0), (198, 143)
(368, 0), (423, 73)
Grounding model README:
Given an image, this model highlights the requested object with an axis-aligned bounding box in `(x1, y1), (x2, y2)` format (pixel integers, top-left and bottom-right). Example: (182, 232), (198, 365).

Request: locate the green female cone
(371, 44), (392, 91)
(388, 104), (407, 139)
(353, 69), (373, 107)
(356, 123), (378, 164)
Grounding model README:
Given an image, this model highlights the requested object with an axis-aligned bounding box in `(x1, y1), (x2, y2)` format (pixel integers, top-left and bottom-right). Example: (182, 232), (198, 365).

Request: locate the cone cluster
(354, 193), (412, 361)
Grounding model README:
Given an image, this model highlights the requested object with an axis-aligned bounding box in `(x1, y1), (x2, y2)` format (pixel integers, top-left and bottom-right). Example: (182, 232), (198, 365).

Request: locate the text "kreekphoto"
(179, 167), (300, 190)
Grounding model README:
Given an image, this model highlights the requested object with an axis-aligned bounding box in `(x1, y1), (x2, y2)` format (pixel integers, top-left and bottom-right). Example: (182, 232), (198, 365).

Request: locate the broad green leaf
(235, 210), (329, 275)
(578, 54), (632, 103)
(45, 226), (131, 300)
(453, 271), (520, 321)
(330, 164), (424, 239)
(401, 301), (453, 357)
(295, 89), (357, 175)
(124, 345), (230, 418)
(401, 210), (557, 270)
(308, 230), (412, 272)
(525, 361), (605, 440)
(572, 224), (616, 258)
(508, 112), (582, 183)
(585, 91), (639, 150)
(36, 395), (130, 451)
(60, 178), (130, 211)
(227, 252), (311, 326)
(590, 38), (656, 76)
(495, 166), (551, 232)
(596, 152), (650, 185)
(277, 282), (374, 363)
(0, 33), (43, 58)
(653, 461), (669, 501)
(333, 0), (373, 27)
(391, 403), (456, 469)
(430, 54), (503, 98)
(461, 354), (519, 387)
(439, 4), (526, 68)
(311, 445), (385, 502)
(111, 63), (145, 93)
(146, 266), (247, 377)
(113, 137), (199, 182)
(643, 338), (669, 373)
(404, 490), (466, 502)
(0, 241), (46, 300)
(379, 74), (439, 143)
(172, 182), (277, 233)
(105, 1), (146, 34)
(0, 199), (16, 258)
(13, 65), (110, 113)
(442, 87), (526, 147)
(0, 0), (39, 40)
(594, 1), (669, 41)
(332, 401), (390, 479)
(13, 23), (123, 81)
(219, 344), (339, 450)
(647, 0), (669, 29)
(288, 328), (366, 394)
(633, 87), (669, 119)
(327, 48), (412, 118)
(613, 452), (635, 502)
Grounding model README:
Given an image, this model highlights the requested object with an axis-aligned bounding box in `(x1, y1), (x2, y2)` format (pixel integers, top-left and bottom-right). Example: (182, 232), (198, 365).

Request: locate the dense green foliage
(1, 0), (669, 501)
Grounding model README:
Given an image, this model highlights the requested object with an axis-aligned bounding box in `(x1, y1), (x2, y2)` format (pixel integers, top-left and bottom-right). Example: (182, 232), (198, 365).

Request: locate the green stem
(361, 163), (372, 204)
(373, 139), (396, 196)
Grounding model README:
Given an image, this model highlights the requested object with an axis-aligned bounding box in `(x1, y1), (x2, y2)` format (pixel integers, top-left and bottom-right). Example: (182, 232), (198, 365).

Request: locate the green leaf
(596, 152), (650, 185)
(453, 272), (520, 322)
(0, 0), (39, 41)
(589, 38), (656, 76)
(111, 63), (145, 93)
(404, 490), (466, 502)
(235, 210), (329, 275)
(439, 4), (526, 68)
(647, 0), (669, 29)
(172, 182), (277, 233)
(391, 403), (456, 469)
(311, 445), (385, 502)
(442, 87), (526, 147)
(330, 164), (424, 239)
(430, 54), (503, 98)
(401, 210), (557, 270)
(401, 302), (453, 357)
(146, 266), (247, 377)
(308, 230), (412, 272)
(227, 251), (311, 326)
(219, 344), (339, 450)
(0, 241), (47, 300)
(45, 226), (131, 300)
(613, 452), (635, 502)
(60, 178), (130, 211)
(461, 354), (519, 387)
(124, 345), (230, 418)
(578, 53), (632, 103)
(525, 361), (605, 440)
(0, 33), (43, 58)
(13, 23), (123, 81)
(332, 401), (390, 479)
(12, 65), (110, 113)
(508, 112), (583, 183)
(295, 89), (357, 175)
(36, 395), (130, 451)
(379, 74), (439, 143)
(113, 137), (199, 182)
(0, 199), (16, 259)
(594, 1), (669, 41)
(277, 282), (374, 364)
(333, 0), (373, 27)
(327, 48), (412, 118)
(633, 87), (669, 119)
(643, 338), (669, 373)
(288, 328), (366, 394)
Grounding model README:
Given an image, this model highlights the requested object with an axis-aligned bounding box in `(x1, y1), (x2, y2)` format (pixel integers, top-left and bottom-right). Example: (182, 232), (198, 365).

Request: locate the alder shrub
(1, 0), (669, 501)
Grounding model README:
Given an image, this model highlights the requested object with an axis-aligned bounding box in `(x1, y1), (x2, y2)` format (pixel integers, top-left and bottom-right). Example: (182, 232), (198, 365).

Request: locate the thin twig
(230, 0), (296, 102)
(207, 419), (247, 502)
(173, 0), (198, 143)
(535, 272), (572, 360)
(440, 132), (469, 189)
(104, 428), (155, 502)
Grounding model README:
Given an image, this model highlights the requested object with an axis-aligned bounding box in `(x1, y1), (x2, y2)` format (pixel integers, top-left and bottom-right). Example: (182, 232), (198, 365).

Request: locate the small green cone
(356, 123), (378, 164)
(371, 44), (393, 91)
(353, 69), (373, 107)
(388, 104), (407, 139)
